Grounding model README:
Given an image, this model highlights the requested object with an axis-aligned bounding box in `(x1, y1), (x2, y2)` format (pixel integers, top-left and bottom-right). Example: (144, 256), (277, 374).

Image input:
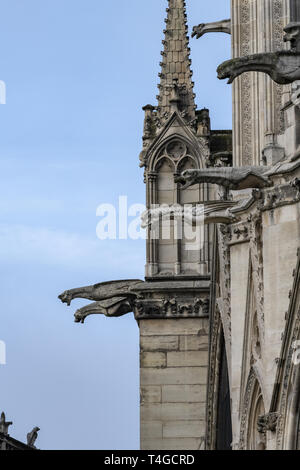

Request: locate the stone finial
(0, 412), (12, 435)
(192, 19), (231, 39)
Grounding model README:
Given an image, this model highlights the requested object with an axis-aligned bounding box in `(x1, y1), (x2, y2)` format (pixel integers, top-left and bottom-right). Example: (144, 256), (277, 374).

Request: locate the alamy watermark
(0, 341), (6, 365)
(0, 80), (6, 104)
(96, 196), (205, 250)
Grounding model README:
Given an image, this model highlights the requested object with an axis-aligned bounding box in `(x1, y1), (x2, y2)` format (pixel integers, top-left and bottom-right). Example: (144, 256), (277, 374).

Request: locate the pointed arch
(239, 368), (267, 450)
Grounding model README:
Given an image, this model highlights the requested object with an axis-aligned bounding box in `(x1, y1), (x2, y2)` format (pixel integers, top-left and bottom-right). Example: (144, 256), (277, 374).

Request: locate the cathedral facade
(59, 0), (300, 450)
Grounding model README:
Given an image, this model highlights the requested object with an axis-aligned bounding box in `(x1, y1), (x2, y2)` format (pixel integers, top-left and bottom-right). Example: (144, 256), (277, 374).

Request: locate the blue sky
(0, 0), (231, 449)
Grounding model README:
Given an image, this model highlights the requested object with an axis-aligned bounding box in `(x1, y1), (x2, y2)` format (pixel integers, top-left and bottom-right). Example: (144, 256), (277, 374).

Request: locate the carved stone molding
(134, 296), (209, 320)
(239, 369), (257, 449)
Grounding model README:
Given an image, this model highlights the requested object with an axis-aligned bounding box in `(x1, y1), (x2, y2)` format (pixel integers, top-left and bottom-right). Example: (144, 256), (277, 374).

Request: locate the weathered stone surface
(140, 319), (208, 336)
(141, 335), (179, 352)
(179, 335), (208, 351)
(140, 421), (163, 439)
(163, 420), (206, 438)
(162, 385), (207, 403)
(141, 352), (166, 368)
(141, 438), (202, 451)
(141, 367), (208, 386)
(141, 403), (206, 421)
(141, 386), (162, 404)
(167, 351), (208, 367)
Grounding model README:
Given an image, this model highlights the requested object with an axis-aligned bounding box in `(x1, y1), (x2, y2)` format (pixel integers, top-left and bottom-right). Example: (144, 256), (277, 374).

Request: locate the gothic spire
(157, 0), (196, 120)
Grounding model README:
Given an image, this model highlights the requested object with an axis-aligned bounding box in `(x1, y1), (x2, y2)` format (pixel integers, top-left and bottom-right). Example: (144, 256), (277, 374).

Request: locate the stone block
(141, 403), (206, 421)
(141, 352), (166, 368)
(179, 335), (208, 351)
(141, 438), (201, 450)
(162, 384), (207, 403)
(167, 351), (208, 367)
(163, 420), (206, 438)
(141, 366), (207, 386)
(140, 335), (179, 352)
(141, 386), (161, 404)
(140, 421), (162, 439)
(140, 319), (208, 337)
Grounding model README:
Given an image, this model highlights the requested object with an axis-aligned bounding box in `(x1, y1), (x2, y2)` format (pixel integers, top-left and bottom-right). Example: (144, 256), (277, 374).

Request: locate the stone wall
(231, 0), (289, 166)
(139, 318), (209, 450)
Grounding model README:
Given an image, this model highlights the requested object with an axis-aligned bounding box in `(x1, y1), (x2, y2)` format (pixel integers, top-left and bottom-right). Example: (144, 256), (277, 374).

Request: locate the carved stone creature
(257, 413), (279, 434)
(175, 166), (272, 190)
(284, 22), (300, 52)
(141, 201), (237, 228)
(58, 279), (143, 306)
(73, 297), (133, 324)
(27, 427), (40, 448)
(218, 51), (300, 85)
(218, 23), (300, 85)
(59, 280), (144, 324)
(192, 19), (231, 39)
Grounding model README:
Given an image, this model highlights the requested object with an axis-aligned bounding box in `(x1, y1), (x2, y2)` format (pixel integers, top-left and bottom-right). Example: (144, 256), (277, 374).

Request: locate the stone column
(139, 318), (209, 450)
(231, 0), (287, 166)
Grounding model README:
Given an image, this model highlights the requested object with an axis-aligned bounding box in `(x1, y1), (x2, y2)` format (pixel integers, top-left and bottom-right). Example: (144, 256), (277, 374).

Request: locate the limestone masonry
(59, 0), (300, 450)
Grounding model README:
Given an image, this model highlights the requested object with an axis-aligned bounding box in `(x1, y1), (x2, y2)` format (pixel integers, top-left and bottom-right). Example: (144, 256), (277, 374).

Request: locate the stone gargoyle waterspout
(217, 22), (300, 85)
(175, 166), (272, 191)
(192, 19), (231, 39)
(58, 279), (144, 323)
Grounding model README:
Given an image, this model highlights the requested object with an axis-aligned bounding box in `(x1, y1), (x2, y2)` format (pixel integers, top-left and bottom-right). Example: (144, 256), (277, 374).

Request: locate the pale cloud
(0, 224), (144, 273)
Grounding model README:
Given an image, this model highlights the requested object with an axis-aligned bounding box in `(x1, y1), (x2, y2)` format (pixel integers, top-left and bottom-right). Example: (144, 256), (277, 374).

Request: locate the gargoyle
(175, 166), (272, 190)
(218, 51), (300, 85)
(27, 427), (40, 448)
(192, 19), (231, 39)
(59, 279), (144, 324)
(141, 201), (237, 228)
(59, 279), (143, 306)
(218, 23), (300, 85)
(73, 297), (134, 324)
